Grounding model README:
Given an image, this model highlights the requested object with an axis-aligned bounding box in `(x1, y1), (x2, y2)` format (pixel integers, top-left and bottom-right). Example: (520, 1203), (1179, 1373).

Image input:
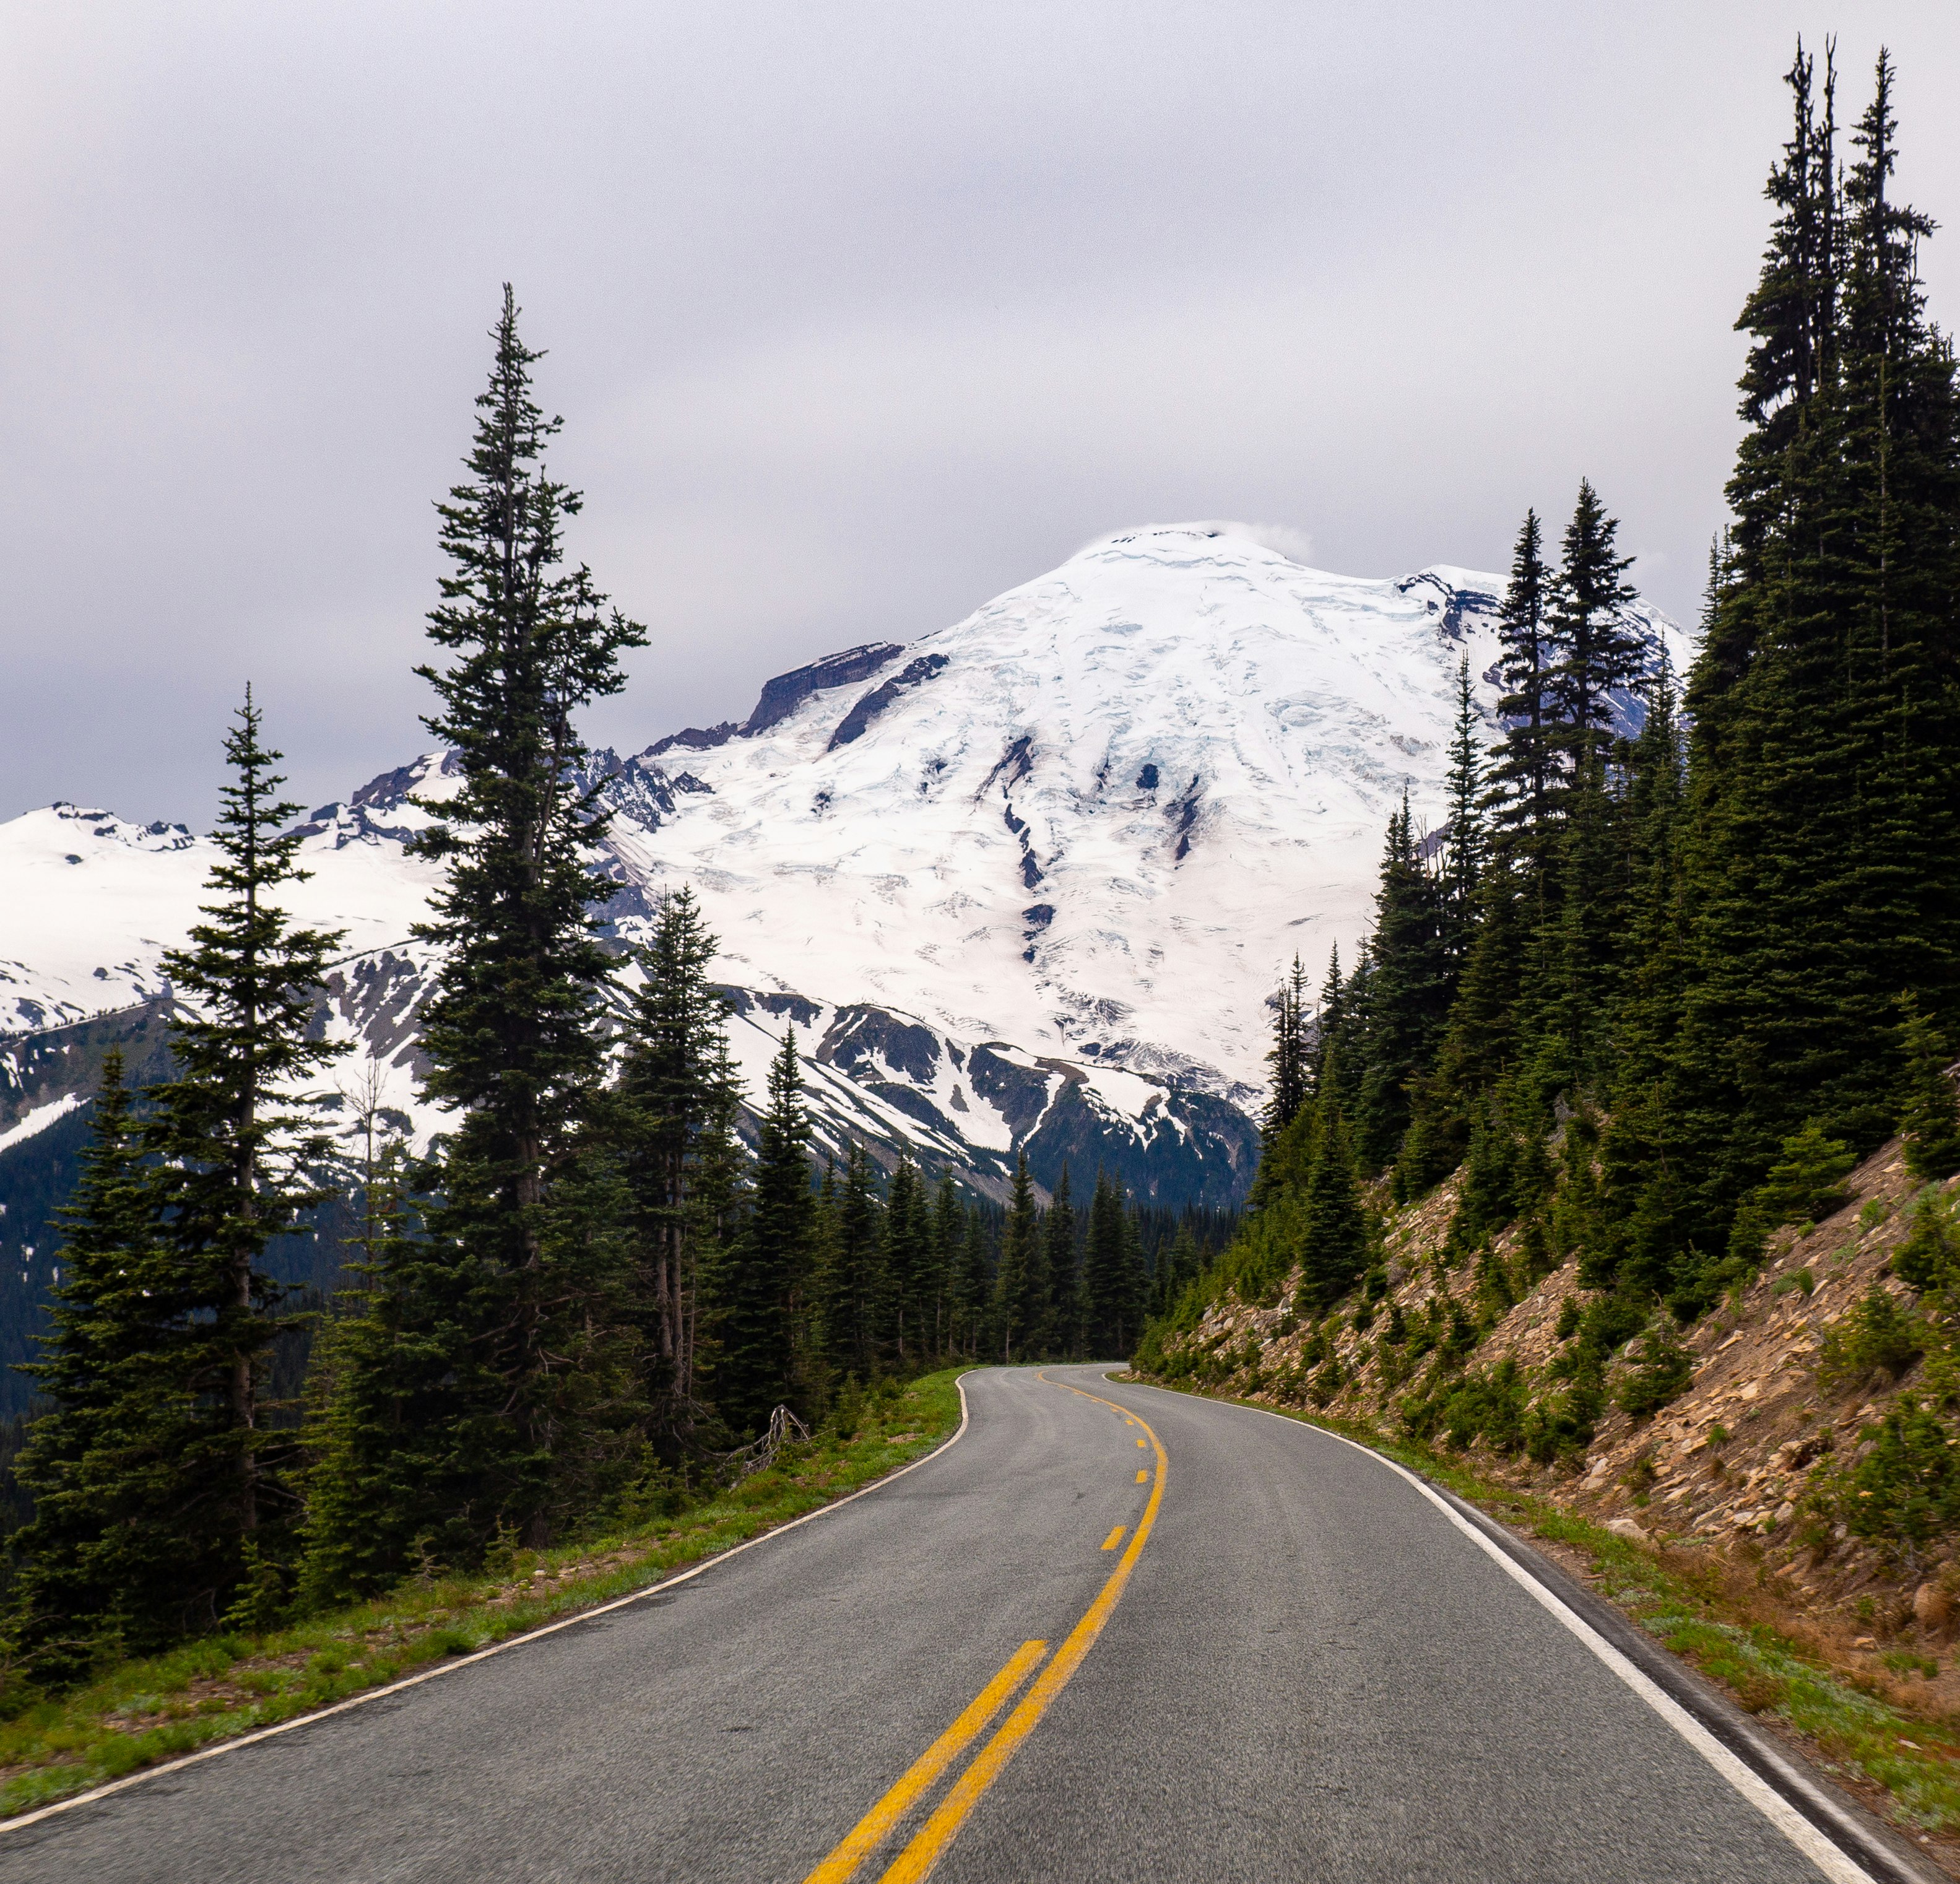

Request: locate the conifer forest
(1140, 47), (1960, 1514)
(7, 38), (1960, 1817)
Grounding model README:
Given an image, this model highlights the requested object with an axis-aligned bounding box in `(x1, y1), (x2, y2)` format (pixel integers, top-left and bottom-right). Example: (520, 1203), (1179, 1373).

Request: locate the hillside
(1144, 1131), (1960, 1719)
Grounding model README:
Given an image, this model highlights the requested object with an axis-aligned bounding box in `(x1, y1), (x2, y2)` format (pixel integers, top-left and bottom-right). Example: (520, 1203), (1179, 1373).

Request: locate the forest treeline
(1140, 46), (1960, 1482)
(2, 292), (1227, 1688)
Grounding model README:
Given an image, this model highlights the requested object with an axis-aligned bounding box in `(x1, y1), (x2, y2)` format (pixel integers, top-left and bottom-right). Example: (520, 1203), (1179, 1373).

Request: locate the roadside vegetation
(0, 1369), (965, 1820)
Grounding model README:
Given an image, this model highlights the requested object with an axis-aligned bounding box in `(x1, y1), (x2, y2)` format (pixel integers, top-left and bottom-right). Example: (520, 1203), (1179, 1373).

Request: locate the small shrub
(1555, 1297), (1583, 1342)
(1817, 1286), (1925, 1395)
(1897, 995), (1960, 1182)
(1893, 1193), (1960, 1293)
(1524, 1380), (1605, 1465)
(1616, 1316), (1695, 1419)
(1821, 1396), (1960, 1555)
(831, 1374), (865, 1440)
(1728, 1121), (1859, 1265)
(1771, 1266), (1815, 1297)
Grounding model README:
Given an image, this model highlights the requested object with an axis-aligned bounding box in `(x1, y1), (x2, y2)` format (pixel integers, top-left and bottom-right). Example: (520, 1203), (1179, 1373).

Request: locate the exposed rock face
(740, 643), (904, 736)
(828, 653), (948, 750)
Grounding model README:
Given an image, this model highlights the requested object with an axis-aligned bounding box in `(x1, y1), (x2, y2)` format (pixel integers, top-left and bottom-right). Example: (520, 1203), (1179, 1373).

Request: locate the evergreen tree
(1544, 479), (1641, 777)
(928, 1171), (964, 1354)
(615, 887), (743, 1439)
(1084, 1172), (1139, 1358)
(1355, 796), (1449, 1170)
(1669, 48), (1960, 1256)
(1043, 1165), (1080, 1358)
(1297, 1097), (1368, 1312)
(1262, 957), (1311, 1146)
(336, 287), (649, 1559)
(11, 1056), (182, 1673)
(293, 1136), (435, 1607)
(1898, 996), (1960, 1181)
(143, 694), (348, 1607)
(883, 1155), (931, 1365)
(1441, 653), (1487, 978)
(956, 1207), (994, 1358)
(720, 1030), (815, 1434)
(994, 1155), (1044, 1361)
(820, 1144), (887, 1381)
(1488, 510), (1558, 862)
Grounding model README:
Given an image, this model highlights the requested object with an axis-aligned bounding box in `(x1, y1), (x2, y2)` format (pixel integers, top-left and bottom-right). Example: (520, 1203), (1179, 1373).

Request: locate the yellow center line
(1099, 1525), (1126, 1551)
(802, 1639), (1049, 1884)
(877, 1378), (1169, 1884)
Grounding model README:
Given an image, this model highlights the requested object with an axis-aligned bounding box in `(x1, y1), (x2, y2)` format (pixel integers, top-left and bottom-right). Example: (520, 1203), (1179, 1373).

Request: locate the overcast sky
(4, 3), (1958, 825)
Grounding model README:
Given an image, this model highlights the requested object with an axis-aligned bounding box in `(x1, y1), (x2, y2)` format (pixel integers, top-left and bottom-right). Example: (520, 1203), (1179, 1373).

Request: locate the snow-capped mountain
(0, 524), (1691, 1219)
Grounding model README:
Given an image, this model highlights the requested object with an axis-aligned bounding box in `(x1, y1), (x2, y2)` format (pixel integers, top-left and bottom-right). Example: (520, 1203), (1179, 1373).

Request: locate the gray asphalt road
(0, 1368), (1878, 1882)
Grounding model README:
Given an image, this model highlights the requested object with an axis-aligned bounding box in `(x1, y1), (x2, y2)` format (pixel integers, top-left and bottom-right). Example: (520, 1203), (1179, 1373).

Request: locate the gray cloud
(3, 2), (1958, 824)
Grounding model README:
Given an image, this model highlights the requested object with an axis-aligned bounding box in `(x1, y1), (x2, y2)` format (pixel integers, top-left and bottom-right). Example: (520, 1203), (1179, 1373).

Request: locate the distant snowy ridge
(0, 524), (1689, 1205)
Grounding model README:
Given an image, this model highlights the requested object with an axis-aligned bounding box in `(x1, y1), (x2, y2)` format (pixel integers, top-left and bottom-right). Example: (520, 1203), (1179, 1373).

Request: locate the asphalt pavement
(0, 1366), (1919, 1882)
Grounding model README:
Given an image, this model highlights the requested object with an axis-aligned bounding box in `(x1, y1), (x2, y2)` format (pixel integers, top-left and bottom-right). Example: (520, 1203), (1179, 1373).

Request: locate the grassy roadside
(0, 1368), (969, 1821)
(1134, 1376), (1960, 1862)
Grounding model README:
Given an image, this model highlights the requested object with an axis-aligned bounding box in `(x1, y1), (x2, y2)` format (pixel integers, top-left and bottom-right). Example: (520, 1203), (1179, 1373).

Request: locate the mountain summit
(0, 524), (1688, 1210)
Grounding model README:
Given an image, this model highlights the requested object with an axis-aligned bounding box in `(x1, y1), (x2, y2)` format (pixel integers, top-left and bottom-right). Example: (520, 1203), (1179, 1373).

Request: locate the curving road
(0, 1367), (1929, 1883)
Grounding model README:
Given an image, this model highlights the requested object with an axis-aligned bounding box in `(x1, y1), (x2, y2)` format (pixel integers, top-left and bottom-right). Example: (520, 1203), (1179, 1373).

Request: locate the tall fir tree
(1262, 957), (1311, 1147)
(333, 288), (650, 1558)
(1441, 653), (1488, 978)
(1296, 1096), (1368, 1313)
(1355, 796), (1449, 1171)
(721, 1030), (815, 1434)
(820, 1144), (888, 1381)
(1488, 510), (1558, 866)
(1544, 480), (1642, 776)
(994, 1155), (1044, 1362)
(143, 693), (348, 1608)
(615, 887), (744, 1441)
(1084, 1171), (1140, 1358)
(1043, 1165), (1080, 1358)
(11, 1056), (183, 1673)
(883, 1155), (931, 1365)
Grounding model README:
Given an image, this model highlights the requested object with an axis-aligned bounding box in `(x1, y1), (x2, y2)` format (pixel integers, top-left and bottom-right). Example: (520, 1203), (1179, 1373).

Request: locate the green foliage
(1897, 997), (1960, 1182)
(1817, 1285), (1926, 1396)
(1403, 1358), (1529, 1454)
(323, 290), (651, 1571)
(1821, 1396), (1960, 1555)
(15, 692), (351, 1673)
(719, 1031), (815, 1435)
(1893, 1194), (1960, 1293)
(1615, 1315), (1695, 1419)
(614, 888), (747, 1440)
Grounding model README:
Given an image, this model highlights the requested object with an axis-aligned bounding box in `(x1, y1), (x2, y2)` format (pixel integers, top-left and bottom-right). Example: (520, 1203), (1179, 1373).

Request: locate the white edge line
(1117, 1379), (1884, 1884)
(1, 1374), (977, 1838)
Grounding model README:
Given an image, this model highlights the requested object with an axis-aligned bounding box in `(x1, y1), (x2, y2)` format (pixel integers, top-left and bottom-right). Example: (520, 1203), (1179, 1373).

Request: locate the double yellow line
(804, 1379), (1168, 1884)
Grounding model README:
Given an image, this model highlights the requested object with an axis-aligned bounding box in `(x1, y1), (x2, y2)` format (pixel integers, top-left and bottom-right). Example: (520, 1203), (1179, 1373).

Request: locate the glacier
(0, 524), (1691, 1212)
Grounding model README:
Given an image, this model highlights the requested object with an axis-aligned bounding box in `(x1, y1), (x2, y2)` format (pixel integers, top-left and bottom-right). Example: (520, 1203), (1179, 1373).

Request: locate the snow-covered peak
(0, 525), (1691, 1129)
(610, 526), (1688, 1095)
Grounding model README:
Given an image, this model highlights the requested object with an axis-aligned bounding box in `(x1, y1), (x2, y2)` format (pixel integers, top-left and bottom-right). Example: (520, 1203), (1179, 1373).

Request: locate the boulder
(1605, 1517), (1651, 1545)
(1914, 1582), (1951, 1635)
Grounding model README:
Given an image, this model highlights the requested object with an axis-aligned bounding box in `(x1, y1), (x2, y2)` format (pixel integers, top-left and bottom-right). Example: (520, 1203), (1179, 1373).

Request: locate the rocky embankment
(1155, 1137), (1960, 1696)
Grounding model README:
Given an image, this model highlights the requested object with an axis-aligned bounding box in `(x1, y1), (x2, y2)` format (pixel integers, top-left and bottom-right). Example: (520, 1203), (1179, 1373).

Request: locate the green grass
(0, 1370), (969, 1819)
(1140, 1377), (1960, 1836)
